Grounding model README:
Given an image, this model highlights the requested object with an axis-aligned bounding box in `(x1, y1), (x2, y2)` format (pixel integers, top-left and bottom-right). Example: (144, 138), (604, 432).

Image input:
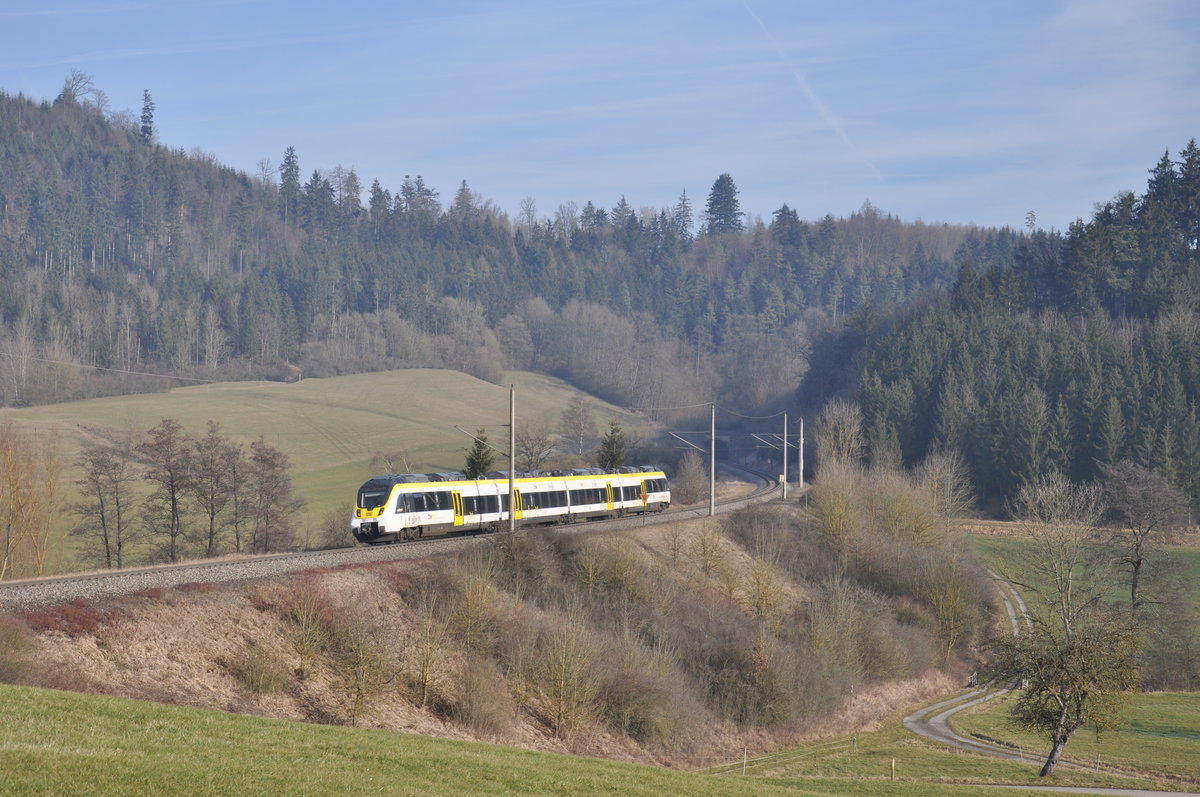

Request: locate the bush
(231, 644), (290, 694)
(0, 616), (36, 684)
(24, 599), (122, 638)
(453, 655), (515, 737)
(319, 508), (356, 549)
(673, 450), (708, 504)
(277, 576), (337, 679)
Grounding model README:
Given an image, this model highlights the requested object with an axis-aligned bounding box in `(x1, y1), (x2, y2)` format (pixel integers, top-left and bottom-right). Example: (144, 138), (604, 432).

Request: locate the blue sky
(2, 0), (1198, 231)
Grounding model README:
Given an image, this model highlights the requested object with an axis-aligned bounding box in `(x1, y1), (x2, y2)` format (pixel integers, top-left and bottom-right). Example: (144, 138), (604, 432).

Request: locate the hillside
(0, 83), (1012, 415)
(1, 503), (979, 770)
(801, 140), (1200, 508)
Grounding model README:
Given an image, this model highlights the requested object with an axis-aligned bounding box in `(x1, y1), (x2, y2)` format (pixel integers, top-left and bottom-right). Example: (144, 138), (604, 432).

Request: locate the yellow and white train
(351, 466), (670, 544)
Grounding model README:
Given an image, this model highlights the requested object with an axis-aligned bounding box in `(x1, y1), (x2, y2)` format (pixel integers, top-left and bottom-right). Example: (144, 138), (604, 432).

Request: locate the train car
(351, 466), (669, 544)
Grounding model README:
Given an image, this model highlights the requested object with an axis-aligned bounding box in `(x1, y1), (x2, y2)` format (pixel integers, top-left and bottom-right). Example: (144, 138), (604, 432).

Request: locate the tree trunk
(1040, 714), (1076, 777)
(1040, 734), (1067, 776)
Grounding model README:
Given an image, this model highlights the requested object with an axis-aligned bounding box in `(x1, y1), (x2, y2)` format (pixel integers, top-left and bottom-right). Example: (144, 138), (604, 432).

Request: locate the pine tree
(703, 173), (744, 235)
(596, 420), (627, 470)
(280, 145), (301, 227)
(463, 429), (495, 478)
(672, 189), (694, 244)
(140, 89), (155, 142)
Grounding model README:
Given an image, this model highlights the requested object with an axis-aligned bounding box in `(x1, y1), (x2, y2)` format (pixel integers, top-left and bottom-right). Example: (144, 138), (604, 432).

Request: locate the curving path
(902, 569), (1042, 763)
(903, 572), (1200, 797)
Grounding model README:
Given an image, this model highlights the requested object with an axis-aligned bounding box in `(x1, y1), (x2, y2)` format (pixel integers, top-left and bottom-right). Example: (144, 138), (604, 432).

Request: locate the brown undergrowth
(3, 501), (991, 769)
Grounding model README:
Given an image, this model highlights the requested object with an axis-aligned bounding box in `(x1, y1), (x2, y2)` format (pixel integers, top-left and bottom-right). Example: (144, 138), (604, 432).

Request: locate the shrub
(453, 654), (515, 737)
(330, 607), (394, 725)
(231, 644), (290, 694)
(673, 450), (708, 504)
(24, 599), (122, 638)
(277, 576), (336, 679)
(319, 508), (356, 550)
(0, 615), (36, 684)
(534, 606), (601, 741)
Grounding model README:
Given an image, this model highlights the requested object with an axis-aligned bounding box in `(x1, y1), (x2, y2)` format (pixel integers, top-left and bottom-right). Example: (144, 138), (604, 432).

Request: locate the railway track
(0, 464), (780, 612)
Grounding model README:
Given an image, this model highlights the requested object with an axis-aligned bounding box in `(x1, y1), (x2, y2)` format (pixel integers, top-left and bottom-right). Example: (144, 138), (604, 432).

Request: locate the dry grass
(10, 505), (978, 770)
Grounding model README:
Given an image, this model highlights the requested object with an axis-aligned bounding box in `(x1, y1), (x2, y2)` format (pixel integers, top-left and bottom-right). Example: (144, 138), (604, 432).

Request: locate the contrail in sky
(741, 2), (883, 180)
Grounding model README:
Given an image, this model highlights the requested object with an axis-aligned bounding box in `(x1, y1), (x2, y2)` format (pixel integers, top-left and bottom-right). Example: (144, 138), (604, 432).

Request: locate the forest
(1, 74), (1198, 510)
(0, 77), (1011, 415)
(804, 142), (1200, 507)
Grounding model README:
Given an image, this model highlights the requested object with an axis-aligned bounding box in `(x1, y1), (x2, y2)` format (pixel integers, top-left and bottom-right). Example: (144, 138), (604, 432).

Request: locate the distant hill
(801, 141), (1200, 508)
(0, 81), (1011, 415)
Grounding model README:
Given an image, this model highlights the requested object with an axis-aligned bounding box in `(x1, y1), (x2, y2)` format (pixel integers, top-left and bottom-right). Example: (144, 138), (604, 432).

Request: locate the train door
(606, 482), (614, 511)
(640, 480), (649, 507)
(513, 489), (524, 521)
(452, 491), (464, 526)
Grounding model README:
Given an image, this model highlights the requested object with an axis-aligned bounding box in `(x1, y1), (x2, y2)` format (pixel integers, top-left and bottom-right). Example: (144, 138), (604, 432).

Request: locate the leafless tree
(247, 436), (304, 553)
(1101, 461), (1188, 615)
(515, 427), (556, 472)
(814, 398), (864, 471)
(74, 440), (138, 568)
(992, 478), (1138, 776)
(559, 396), (595, 457)
(1, 422), (64, 579)
(138, 418), (193, 563)
(190, 421), (240, 557)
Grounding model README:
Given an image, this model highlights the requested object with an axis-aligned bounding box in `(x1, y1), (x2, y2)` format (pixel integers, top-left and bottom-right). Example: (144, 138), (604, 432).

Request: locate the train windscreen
(358, 484), (392, 509)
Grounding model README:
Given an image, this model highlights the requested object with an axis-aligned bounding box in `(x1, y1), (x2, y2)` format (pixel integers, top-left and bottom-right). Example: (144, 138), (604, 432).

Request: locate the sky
(2, 0), (1198, 232)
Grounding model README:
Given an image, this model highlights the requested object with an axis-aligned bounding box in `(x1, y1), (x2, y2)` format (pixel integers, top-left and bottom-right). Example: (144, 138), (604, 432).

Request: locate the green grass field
(0, 369), (648, 568)
(2, 685), (1188, 796)
(951, 691), (1200, 782)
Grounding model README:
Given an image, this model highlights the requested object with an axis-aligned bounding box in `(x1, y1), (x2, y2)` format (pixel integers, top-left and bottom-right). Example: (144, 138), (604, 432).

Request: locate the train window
(359, 487), (391, 509)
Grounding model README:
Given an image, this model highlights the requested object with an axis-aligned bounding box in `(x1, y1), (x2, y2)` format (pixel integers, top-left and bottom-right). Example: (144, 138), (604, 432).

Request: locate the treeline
(73, 419), (305, 568)
(803, 141), (1200, 508)
(0, 418), (304, 579)
(0, 78), (1014, 412)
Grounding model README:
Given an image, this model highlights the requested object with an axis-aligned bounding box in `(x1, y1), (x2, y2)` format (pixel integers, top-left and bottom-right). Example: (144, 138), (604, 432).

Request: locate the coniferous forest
(1, 77), (1199, 509)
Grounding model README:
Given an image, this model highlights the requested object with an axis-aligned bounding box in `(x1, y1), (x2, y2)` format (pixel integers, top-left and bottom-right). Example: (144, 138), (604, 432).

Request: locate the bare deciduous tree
(190, 421), (240, 557)
(814, 398), (864, 470)
(1101, 460), (1188, 615)
(74, 440), (138, 569)
(137, 418), (193, 563)
(247, 436), (303, 553)
(515, 427), (555, 472)
(559, 396), (595, 457)
(1, 422), (64, 579)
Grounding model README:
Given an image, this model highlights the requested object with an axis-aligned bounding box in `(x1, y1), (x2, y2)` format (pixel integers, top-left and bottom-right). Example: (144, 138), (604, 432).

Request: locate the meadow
(2, 683), (1191, 796)
(0, 369), (646, 568)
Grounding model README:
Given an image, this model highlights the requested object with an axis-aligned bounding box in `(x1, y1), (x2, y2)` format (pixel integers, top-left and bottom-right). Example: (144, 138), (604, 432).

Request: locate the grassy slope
(3, 684), (1187, 796)
(0, 369), (647, 565)
(0, 684), (1106, 797)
